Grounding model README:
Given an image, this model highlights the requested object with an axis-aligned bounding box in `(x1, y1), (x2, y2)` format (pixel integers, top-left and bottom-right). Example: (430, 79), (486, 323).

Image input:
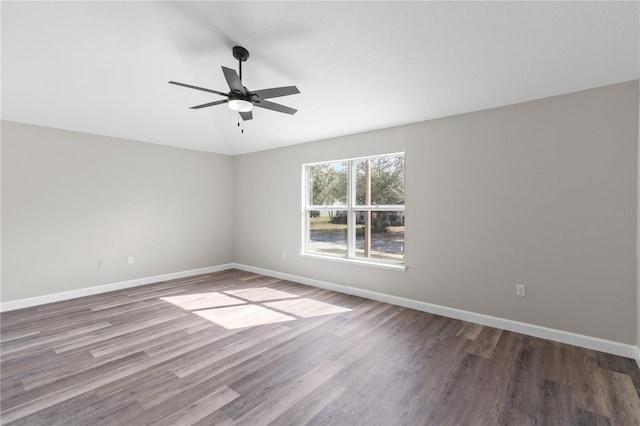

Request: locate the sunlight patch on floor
(264, 298), (351, 318)
(160, 292), (244, 310)
(223, 287), (299, 302)
(195, 305), (296, 329)
(161, 286), (352, 330)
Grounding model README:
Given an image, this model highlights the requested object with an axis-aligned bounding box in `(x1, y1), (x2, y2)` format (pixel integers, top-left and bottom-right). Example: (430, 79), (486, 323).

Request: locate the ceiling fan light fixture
(228, 98), (253, 112)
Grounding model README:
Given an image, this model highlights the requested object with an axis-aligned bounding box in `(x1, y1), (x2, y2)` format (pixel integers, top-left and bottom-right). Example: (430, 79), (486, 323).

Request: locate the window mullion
(347, 160), (356, 259)
(364, 158), (371, 258)
(303, 165), (310, 253)
(307, 205), (349, 210)
(364, 205), (405, 211)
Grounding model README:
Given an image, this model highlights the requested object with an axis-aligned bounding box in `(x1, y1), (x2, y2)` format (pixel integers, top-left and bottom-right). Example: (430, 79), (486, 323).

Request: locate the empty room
(1, 1), (639, 425)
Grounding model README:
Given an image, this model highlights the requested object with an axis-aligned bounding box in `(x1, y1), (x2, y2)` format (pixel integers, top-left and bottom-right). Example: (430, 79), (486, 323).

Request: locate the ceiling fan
(169, 46), (300, 122)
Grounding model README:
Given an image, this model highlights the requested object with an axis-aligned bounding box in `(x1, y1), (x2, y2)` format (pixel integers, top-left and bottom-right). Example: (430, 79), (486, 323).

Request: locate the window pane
(355, 211), (404, 263)
(356, 155), (404, 206)
(308, 210), (347, 256)
(309, 162), (348, 206)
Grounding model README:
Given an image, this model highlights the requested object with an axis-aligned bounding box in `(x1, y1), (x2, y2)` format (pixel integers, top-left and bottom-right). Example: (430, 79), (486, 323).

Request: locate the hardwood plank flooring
(1, 269), (639, 425)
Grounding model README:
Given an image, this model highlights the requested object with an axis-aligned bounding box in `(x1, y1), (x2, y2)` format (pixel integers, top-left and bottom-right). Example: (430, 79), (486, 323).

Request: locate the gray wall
(234, 81), (639, 344)
(1, 121), (234, 301)
(2, 82), (638, 346)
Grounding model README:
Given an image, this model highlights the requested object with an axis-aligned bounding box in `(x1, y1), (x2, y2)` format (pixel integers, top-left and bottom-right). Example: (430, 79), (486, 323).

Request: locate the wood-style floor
(1, 269), (639, 425)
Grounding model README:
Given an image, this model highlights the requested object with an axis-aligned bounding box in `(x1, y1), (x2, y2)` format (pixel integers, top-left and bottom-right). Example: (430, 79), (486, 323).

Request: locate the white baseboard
(2, 262), (638, 363)
(0, 264), (234, 312)
(230, 263), (639, 361)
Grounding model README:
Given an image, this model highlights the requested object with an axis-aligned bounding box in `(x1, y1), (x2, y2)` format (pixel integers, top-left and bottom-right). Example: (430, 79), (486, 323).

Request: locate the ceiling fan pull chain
(237, 112), (244, 134)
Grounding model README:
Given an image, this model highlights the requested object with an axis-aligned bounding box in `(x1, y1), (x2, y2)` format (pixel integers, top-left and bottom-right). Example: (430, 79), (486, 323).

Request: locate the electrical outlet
(282, 251), (287, 259)
(98, 260), (105, 269)
(516, 284), (526, 297)
(128, 256), (134, 264)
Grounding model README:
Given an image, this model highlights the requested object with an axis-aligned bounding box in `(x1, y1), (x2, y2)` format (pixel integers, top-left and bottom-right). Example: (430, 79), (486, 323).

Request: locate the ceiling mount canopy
(232, 45), (250, 62)
(169, 45), (300, 123)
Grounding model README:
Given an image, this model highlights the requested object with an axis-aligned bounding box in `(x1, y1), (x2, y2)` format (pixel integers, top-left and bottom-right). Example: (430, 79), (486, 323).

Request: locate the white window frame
(301, 152), (406, 271)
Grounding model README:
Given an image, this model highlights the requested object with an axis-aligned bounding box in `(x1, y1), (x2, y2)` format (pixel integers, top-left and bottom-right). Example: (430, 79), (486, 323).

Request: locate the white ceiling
(2, 1), (638, 156)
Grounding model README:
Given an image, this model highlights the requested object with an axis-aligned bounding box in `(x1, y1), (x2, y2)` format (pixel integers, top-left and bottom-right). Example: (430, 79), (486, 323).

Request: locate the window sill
(299, 252), (407, 271)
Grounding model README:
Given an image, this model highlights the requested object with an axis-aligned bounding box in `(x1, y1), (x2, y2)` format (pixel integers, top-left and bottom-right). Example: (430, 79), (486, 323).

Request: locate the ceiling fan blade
(251, 86), (300, 100)
(221, 66), (245, 94)
(254, 100), (297, 115)
(239, 110), (253, 121)
(190, 99), (228, 109)
(168, 81), (227, 96)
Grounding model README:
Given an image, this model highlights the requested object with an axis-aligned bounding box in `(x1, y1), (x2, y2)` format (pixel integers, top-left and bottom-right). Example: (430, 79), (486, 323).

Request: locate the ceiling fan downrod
(232, 46), (250, 82)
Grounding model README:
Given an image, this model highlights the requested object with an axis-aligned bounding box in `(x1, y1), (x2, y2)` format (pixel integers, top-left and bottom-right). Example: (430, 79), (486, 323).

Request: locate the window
(303, 153), (405, 268)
